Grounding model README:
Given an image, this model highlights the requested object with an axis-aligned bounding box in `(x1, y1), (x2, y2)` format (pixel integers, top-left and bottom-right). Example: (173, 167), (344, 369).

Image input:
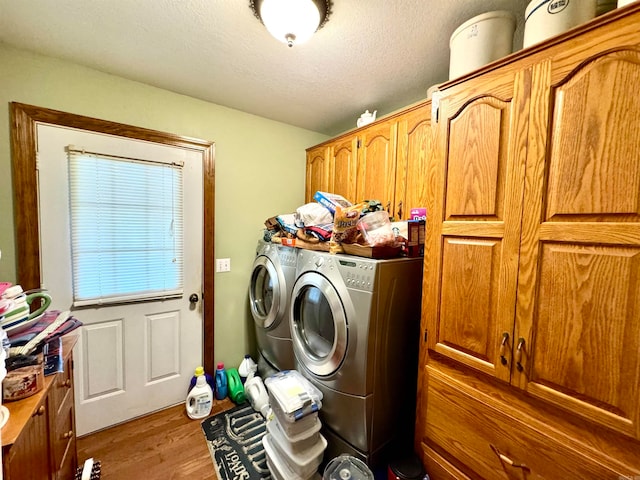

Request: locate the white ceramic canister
(524, 0), (597, 48)
(449, 10), (515, 80)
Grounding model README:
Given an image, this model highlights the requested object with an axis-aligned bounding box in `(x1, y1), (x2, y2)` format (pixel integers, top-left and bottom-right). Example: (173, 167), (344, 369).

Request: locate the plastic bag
(329, 203), (365, 254)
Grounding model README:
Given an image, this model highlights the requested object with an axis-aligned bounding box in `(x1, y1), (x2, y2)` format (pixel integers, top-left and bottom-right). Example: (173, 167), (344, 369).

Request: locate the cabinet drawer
(422, 367), (624, 479)
(50, 355), (73, 416)
(420, 443), (470, 480)
(52, 378), (75, 472)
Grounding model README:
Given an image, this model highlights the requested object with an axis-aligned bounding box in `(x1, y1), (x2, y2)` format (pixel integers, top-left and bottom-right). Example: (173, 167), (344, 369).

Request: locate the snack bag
(329, 203), (365, 254)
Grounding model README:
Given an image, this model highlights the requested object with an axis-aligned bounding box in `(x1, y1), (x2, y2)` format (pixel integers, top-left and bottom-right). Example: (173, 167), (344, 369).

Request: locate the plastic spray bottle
(186, 371), (213, 419)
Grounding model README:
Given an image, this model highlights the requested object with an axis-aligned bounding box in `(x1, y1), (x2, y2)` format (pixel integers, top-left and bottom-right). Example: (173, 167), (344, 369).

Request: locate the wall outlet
(216, 258), (231, 272)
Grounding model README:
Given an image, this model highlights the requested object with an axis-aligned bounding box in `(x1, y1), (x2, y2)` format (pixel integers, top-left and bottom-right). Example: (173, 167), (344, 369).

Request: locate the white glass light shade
(259, 0), (322, 47)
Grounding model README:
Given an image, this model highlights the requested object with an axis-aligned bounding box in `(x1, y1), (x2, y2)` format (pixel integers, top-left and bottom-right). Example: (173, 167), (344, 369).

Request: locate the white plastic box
(264, 434), (314, 480)
(449, 11), (515, 79)
(269, 392), (320, 437)
(267, 414), (322, 454)
(269, 427), (327, 479)
(265, 370), (323, 437)
(523, 0), (597, 48)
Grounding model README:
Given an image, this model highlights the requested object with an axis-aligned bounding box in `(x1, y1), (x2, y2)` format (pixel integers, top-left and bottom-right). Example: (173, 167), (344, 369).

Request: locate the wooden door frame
(9, 102), (216, 374)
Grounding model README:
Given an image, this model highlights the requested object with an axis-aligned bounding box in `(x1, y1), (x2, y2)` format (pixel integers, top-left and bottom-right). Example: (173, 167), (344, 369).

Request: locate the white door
(36, 124), (204, 435)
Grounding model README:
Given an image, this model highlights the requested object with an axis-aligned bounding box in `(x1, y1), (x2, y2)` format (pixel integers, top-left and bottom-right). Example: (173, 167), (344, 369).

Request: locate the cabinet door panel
(436, 237), (508, 380)
(305, 146), (329, 203)
(546, 51), (640, 221)
(446, 98), (507, 219)
(395, 103), (432, 220)
(330, 136), (357, 202)
(523, 243), (640, 438)
(517, 50), (640, 439)
(422, 68), (529, 384)
(355, 120), (397, 209)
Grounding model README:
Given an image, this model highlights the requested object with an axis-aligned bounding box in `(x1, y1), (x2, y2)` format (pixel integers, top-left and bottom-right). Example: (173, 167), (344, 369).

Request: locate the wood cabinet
(417, 6), (640, 479)
(305, 145), (330, 204)
(305, 101), (432, 220)
(3, 335), (78, 480)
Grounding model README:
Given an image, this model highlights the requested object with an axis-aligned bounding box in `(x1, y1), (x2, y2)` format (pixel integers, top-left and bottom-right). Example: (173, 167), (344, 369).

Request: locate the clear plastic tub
(269, 427), (327, 479)
(267, 413), (322, 455)
(357, 210), (395, 247)
(269, 392), (320, 437)
(265, 370), (322, 421)
(263, 434), (320, 480)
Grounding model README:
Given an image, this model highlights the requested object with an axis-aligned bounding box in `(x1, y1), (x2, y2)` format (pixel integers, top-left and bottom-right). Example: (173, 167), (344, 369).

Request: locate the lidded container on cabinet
(523, 0), (597, 48)
(449, 10), (516, 79)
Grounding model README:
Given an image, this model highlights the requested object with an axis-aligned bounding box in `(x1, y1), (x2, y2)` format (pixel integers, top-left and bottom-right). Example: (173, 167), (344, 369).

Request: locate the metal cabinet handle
(490, 444), (530, 471)
(499, 332), (509, 365)
(64, 379), (72, 388)
(33, 405), (45, 416)
(397, 201), (403, 219)
(515, 337), (525, 372)
(63, 430), (74, 439)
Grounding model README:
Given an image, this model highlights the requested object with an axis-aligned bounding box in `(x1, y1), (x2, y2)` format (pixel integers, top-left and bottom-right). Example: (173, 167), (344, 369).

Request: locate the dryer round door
(290, 271), (348, 377)
(250, 255), (286, 330)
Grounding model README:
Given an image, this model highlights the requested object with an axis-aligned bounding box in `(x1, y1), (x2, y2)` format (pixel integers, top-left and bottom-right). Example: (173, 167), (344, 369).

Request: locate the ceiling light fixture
(249, 0), (332, 48)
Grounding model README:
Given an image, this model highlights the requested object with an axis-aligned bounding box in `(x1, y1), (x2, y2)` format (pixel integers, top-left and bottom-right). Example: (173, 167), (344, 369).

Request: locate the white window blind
(67, 146), (184, 307)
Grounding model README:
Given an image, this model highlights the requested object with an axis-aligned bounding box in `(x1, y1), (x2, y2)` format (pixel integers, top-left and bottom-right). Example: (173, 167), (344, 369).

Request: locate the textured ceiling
(0, 0), (533, 136)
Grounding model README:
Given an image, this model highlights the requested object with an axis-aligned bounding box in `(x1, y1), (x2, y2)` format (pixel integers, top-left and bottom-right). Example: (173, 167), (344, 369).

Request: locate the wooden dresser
(2, 334), (78, 480)
(416, 4), (640, 479)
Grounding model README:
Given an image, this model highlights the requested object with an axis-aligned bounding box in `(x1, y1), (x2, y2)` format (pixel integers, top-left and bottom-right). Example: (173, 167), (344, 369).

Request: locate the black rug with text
(201, 403), (270, 480)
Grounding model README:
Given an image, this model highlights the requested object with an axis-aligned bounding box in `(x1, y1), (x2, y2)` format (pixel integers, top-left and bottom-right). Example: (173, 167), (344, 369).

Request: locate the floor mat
(202, 403), (270, 480)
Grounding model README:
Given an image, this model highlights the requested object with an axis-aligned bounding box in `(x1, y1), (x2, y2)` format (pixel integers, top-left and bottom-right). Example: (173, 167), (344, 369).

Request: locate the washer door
(290, 271), (348, 377)
(249, 255), (286, 330)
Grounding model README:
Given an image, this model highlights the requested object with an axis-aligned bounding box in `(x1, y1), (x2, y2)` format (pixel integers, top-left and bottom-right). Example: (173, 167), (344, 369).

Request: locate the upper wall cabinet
(305, 145), (330, 204)
(305, 100), (432, 220)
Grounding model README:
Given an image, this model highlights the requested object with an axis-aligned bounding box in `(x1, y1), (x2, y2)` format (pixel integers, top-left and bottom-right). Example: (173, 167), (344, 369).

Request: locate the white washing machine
(249, 240), (298, 372)
(290, 249), (423, 467)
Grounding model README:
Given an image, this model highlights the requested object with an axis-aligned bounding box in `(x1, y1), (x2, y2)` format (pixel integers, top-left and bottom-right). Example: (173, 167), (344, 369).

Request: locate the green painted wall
(0, 43), (328, 368)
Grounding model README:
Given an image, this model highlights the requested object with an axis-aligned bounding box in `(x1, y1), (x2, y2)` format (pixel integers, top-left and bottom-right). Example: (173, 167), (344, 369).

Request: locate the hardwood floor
(77, 399), (234, 479)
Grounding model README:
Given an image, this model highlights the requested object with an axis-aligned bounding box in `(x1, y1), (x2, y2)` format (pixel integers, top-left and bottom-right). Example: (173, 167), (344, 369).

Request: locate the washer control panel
(278, 246), (298, 268)
(338, 258), (376, 292)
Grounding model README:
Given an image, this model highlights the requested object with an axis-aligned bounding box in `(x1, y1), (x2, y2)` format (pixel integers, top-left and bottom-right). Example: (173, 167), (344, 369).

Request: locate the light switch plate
(216, 258), (231, 272)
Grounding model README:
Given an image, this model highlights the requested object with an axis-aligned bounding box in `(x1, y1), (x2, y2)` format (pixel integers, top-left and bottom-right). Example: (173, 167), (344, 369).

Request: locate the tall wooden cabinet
(417, 6), (640, 479)
(305, 101), (432, 220)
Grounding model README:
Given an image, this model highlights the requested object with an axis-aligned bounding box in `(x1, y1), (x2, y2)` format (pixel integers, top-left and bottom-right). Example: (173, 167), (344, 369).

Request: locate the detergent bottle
(227, 367), (246, 404)
(185, 373), (213, 420)
(215, 362), (228, 400)
(238, 354), (257, 383)
(188, 366), (214, 394)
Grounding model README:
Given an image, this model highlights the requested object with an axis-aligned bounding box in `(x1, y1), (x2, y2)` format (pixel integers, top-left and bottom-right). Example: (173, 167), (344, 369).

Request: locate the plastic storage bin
(267, 414), (323, 455)
(270, 396), (320, 437)
(269, 428), (326, 479)
(264, 434), (321, 480)
(449, 11), (515, 79)
(265, 370), (323, 436)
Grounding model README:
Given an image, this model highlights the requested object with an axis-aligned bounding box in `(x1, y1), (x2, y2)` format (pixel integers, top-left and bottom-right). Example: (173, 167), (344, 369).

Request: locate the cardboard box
(313, 191), (352, 214)
(409, 207), (427, 221)
(407, 219), (425, 257)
